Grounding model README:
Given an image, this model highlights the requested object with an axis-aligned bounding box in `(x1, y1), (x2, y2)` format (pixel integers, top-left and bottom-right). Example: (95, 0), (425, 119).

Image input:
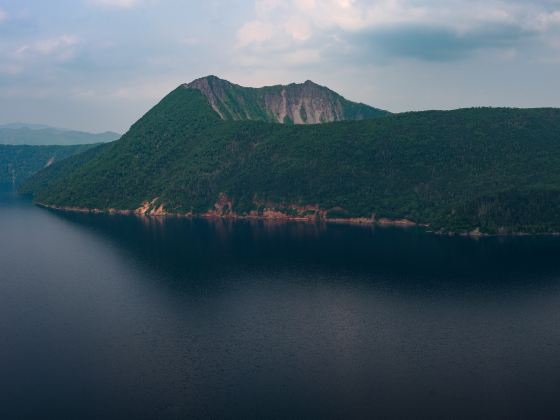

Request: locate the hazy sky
(1, 0), (560, 133)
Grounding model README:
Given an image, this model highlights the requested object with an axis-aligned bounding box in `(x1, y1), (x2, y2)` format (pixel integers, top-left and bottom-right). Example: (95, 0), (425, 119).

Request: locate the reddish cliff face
(184, 75), (388, 124)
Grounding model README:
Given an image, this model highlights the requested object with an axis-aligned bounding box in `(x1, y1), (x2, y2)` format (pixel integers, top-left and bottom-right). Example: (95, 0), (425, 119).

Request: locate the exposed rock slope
(184, 75), (388, 124)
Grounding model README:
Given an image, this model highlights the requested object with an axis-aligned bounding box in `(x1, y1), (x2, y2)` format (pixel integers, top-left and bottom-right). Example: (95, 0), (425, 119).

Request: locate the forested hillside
(20, 83), (560, 234)
(1, 144), (97, 186)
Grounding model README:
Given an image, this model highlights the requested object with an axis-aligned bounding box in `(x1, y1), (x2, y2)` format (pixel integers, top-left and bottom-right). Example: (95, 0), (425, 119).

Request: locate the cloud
(350, 23), (532, 62)
(235, 0), (560, 65)
(16, 35), (80, 60)
(537, 10), (560, 29)
(2, 0), (560, 133)
(237, 20), (276, 47)
(89, 0), (139, 9)
(0, 7), (7, 22)
(0, 34), (81, 82)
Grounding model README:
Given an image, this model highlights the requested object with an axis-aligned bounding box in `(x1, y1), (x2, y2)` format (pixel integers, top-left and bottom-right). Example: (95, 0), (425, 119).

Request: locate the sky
(1, 0), (560, 133)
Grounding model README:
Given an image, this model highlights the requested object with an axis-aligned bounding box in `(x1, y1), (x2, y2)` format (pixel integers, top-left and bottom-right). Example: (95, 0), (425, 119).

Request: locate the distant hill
(0, 124), (120, 146)
(0, 123), (56, 130)
(185, 76), (389, 124)
(1, 144), (98, 186)
(19, 77), (560, 234)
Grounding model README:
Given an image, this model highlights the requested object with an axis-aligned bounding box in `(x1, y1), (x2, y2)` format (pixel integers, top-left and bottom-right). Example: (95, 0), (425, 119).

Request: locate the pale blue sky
(1, 0), (560, 133)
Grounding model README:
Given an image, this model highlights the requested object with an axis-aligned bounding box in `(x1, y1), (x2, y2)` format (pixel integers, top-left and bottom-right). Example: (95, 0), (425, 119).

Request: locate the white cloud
(89, 0), (139, 9)
(237, 20), (276, 47)
(0, 7), (7, 22)
(241, 0), (538, 38)
(537, 10), (560, 30)
(16, 35), (80, 59)
(0, 35), (81, 78)
(284, 17), (312, 41)
(235, 0), (560, 66)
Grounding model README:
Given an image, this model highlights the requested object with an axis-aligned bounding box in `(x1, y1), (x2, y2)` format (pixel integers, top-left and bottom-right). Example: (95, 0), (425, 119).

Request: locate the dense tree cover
(20, 86), (560, 233)
(1, 144), (97, 186)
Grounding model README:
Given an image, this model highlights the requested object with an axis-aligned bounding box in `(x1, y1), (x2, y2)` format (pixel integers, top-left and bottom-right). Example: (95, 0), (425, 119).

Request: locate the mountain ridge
(184, 75), (389, 124)
(0, 125), (120, 146)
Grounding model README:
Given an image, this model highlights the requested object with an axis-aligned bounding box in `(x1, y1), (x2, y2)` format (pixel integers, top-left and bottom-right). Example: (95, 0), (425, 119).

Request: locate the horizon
(1, 0), (560, 132)
(2, 73), (560, 134)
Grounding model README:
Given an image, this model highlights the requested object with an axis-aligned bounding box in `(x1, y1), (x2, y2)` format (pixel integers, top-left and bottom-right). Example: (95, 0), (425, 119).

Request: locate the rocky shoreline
(35, 201), (419, 228)
(36, 201), (560, 237)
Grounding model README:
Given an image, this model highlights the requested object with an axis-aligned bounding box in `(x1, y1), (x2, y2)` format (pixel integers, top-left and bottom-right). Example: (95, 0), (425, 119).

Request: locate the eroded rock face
(184, 75), (388, 124)
(135, 198), (166, 216)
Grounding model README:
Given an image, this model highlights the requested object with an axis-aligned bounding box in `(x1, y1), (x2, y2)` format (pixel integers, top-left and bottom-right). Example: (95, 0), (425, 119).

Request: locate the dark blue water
(2, 185), (560, 419)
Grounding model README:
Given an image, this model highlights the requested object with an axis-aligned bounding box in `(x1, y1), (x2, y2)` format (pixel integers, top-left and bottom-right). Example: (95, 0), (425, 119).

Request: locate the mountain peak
(183, 76), (388, 124)
(186, 74), (226, 85)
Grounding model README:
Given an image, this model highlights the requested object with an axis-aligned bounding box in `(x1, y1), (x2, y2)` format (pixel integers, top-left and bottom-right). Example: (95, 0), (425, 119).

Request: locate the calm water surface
(2, 186), (560, 419)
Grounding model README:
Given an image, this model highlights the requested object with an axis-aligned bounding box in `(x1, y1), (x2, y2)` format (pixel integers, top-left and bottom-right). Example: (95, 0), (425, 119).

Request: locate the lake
(1, 185), (560, 419)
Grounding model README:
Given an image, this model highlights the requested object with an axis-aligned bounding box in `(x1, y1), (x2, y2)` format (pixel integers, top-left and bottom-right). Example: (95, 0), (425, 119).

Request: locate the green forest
(1, 144), (97, 186)
(20, 86), (560, 234)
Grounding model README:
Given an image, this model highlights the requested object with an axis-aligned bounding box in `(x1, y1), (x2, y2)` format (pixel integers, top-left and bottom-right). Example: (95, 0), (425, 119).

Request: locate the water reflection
(4, 191), (560, 419)
(50, 209), (560, 292)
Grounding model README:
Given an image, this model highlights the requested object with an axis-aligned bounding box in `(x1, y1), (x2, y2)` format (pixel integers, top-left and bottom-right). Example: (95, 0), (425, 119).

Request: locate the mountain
(184, 75), (389, 123)
(0, 125), (120, 146)
(1, 144), (99, 186)
(0, 122), (56, 130)
(19, 77), (560, 234)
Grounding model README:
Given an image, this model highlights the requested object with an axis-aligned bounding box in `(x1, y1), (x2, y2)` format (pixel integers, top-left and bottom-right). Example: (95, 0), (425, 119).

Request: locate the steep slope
(20, 82), (560, 234)
(184, 75), (389, 123)
(1, 144), (98, 186)
(0, 126), (120, 146)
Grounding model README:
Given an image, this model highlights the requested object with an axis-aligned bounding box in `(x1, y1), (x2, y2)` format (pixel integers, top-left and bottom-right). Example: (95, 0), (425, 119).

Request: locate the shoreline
(35, 201), (422, 227)
(35, 202), (560, 238)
